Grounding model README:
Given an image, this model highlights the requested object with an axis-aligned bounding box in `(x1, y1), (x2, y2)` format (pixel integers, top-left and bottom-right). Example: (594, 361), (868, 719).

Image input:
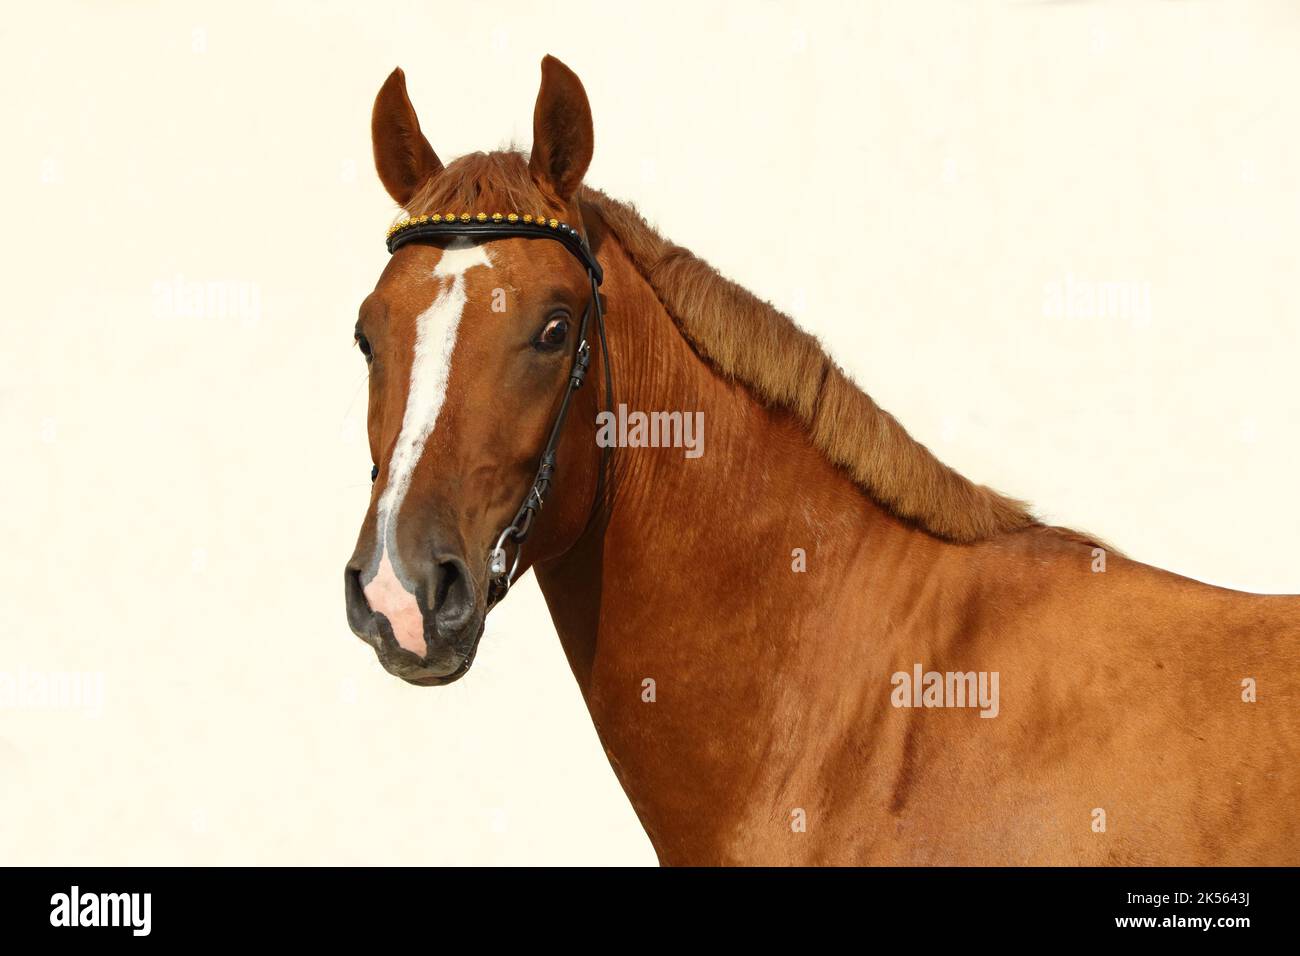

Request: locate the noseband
(383, 211), (611, 607)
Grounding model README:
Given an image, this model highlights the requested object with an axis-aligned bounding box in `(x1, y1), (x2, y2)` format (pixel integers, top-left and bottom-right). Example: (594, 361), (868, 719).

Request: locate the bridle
(383, 210), (612, 608)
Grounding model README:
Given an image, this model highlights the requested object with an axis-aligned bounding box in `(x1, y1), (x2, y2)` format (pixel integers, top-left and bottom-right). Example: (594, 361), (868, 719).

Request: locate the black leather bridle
(383, 211), (611, 607)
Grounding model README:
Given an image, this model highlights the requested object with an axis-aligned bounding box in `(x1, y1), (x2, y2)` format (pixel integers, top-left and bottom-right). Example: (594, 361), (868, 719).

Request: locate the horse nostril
(432, 559), (454, 609)
(344, 565), (376, 635)
(432, 555), (476, 635)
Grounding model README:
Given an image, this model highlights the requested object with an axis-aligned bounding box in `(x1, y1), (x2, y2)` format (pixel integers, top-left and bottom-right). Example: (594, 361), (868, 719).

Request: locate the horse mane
(405, 150), (1055, 545)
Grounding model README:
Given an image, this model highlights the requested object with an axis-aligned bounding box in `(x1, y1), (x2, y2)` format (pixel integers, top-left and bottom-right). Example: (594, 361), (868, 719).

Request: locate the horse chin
(377, 618), (485, 687)
(398, 665), (470, 687)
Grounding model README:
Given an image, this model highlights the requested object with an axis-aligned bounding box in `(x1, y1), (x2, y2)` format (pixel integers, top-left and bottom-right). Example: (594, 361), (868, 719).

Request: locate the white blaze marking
(365, 240), (493, 655)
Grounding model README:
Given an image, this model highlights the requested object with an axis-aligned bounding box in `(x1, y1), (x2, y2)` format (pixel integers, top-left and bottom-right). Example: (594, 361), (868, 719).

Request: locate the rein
(383, 211), (612, 608)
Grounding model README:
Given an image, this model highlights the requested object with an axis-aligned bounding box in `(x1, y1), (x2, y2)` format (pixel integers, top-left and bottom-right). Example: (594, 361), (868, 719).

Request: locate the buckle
(570, 340), (591, 389)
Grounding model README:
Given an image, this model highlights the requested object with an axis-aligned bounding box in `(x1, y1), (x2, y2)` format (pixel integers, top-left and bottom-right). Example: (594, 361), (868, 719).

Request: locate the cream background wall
(2, 1), (1297, 864)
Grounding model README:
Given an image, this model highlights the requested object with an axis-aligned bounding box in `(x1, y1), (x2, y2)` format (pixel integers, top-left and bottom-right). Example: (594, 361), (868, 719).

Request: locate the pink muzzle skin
(362, 551), (427, 656)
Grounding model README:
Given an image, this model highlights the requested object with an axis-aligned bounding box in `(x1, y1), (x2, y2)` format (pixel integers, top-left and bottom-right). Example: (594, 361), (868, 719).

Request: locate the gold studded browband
(386, 212), (603, 284)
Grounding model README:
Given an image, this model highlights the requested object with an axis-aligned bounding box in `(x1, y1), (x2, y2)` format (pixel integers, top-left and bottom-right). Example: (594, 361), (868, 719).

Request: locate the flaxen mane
(405, 150), (1047, 545)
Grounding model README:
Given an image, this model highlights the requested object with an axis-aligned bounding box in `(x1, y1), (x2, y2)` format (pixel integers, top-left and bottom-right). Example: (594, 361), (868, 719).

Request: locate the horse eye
(533, 316), (570, 352)
(355, 331), (372, 361)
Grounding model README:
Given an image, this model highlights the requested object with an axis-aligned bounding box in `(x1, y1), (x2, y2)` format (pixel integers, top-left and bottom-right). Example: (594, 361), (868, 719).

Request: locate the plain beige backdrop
(2, 1), (1298, 865)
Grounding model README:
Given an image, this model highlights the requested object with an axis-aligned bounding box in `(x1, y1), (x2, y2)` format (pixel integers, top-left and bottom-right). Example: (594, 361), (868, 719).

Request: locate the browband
(387, 213), (603, 284)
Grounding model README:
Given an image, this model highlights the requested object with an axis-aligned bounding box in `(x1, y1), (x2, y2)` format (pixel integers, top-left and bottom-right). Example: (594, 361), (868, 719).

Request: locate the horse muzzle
(344, 553), (485, 685)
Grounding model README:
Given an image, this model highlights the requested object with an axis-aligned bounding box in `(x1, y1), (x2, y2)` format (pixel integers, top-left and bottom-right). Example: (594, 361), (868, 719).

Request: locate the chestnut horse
(344, 56), (1299, 865)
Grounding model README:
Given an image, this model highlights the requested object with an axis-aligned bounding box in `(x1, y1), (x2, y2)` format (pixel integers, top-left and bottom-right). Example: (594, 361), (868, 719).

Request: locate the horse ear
(528, 55), (594, 204)
(371, 67), (443, 206)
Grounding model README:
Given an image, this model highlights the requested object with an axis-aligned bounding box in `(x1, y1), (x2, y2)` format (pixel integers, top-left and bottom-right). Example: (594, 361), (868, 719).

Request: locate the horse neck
(535, 231), (967, 694)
